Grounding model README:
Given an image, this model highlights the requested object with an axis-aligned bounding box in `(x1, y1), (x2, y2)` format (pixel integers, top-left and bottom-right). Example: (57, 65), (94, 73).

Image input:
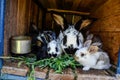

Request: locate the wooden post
(0, 0), (6, 68)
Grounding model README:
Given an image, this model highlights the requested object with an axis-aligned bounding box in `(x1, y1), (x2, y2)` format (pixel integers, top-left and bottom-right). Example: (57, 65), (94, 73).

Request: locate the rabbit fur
(74, 40), (111, 71)
(52, 13), (94, 54)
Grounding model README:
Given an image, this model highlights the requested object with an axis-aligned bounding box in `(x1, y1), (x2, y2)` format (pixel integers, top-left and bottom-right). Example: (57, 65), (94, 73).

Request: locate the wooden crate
(2, 0), (120, 78)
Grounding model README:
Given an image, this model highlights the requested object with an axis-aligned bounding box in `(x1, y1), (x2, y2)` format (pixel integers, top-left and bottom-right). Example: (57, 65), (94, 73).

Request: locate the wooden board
(1, 60), (117, 80)
(4, 0), (36, 55)
(91, 32), (120, 64)
(90, 0), (120, 65)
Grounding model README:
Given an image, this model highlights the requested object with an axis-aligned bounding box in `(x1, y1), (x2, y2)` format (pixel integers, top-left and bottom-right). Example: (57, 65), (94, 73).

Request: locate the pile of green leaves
(0, 54), (81, 80)
(35, 54), (81, 73)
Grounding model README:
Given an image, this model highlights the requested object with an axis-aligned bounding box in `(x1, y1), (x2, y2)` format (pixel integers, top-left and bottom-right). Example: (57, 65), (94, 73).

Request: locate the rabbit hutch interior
(0, 0), (120, 80)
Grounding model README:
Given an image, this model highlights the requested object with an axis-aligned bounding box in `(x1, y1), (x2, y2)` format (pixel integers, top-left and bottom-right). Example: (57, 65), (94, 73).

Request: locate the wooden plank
(47, 8), (90, 15)
(76, 0), (107, 12)
(17, 0), (27, 35)
(1, 60), (28, 76)
(71, 0), (82, 10)
(65, 15), (73, 24)
(38, 9), (43, 29)
(45, 13), (52, 30)
(4, 0), (18, 56)
(2, 65), (116, 80)
(90, 15), (120, 32)
(90, 0), (120, 65)
(31, 1), (39, 26)
(25, 0), (32, 33)
(37, 0), (48, 10)
(1, 61), (117, 80)
(91, 32), (120, 65)
(48, 0), (57, 9)
(91, 0), (120, 18)
(1, 66), (28, 76)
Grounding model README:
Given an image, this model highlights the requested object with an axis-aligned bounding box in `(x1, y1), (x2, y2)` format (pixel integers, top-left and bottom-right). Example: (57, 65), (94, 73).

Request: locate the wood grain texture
(90, 0), (120, 64)
(91, 32), (120, 64)
(4, 0), (18, 56)
(4, 0), (32, 55)
(1, 62), (117, 80)
(4, 0), (120, 65)
(17, 0), (27, 35)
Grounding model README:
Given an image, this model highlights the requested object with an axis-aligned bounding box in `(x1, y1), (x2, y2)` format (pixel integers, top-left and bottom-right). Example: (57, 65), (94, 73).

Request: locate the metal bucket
(11, 36), (31, 54)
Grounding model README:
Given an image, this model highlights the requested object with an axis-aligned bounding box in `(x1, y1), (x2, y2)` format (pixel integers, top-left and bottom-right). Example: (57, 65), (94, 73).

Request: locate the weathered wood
(1, 61), (117, 80)
(91, 0), (120, 18)
(48, 0), (57, 9)
(17, 0), (27, 35)
(31, 1), (39, 26)
(90, 32), (120, 65)
(1, 60), (28, 76)
(4, 0), (33, 56)
(1, 66), (28, 76)
(71, 0), (82, 10)
(38, 0), (107, 12)
(4, 0), (18, 56)
(38, 9), (43, 29)
(90, 15), (120, 32)
(90, 0), (120, 65)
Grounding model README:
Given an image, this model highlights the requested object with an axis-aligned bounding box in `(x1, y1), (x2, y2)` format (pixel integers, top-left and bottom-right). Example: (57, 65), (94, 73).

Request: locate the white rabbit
(74, 40), (111, 71)
(52, 13), (94, 54)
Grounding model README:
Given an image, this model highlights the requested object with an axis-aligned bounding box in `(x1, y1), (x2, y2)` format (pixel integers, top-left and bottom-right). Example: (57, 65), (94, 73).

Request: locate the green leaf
(18, 61), (24, 67)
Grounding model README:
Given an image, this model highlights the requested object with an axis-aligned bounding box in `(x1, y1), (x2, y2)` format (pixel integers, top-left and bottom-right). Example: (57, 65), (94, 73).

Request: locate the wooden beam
(71, 0), (82, 10)
(47, 8), (90, 15)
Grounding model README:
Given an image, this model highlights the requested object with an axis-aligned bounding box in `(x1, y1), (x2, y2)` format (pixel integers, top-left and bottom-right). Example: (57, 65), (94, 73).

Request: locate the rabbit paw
(83, 66), (90, 71)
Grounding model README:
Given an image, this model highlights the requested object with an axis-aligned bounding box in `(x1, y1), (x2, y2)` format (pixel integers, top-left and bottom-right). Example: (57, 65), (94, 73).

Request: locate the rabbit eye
(76, 36), (79, 46)
(67, 31), (70, 33)
(56, 47), (58, 52)
(81, 53), (85, 57)
(63, 35), (67, 45)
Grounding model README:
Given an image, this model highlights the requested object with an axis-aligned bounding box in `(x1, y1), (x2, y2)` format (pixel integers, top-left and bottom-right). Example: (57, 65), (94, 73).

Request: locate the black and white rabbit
(47, 39), (62, 57)
(74, 40), (111, 71)
(37, 30), (56, 60)
(52, 13), (94, 54)
(38, 30), (62, 58)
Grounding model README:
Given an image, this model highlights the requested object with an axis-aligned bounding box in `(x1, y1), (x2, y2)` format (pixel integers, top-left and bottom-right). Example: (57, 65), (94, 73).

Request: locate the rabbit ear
(52, 13), (68, 30)
(53, 14), (64, 29)
(75, 17), (96, 31)
(86, 34), (94, 40)
(79, 19), (93, 30)
(92, 42), (102, 46)
(88, 46), (99, 54)
(83, 40), (92, 47)
(74, 19), (83, 30)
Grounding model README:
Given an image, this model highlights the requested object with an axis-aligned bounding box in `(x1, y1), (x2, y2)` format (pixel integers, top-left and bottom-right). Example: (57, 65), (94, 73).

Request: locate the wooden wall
(4, 0), (120, 65)
(90, 0), (120, 64)
(4, 0), (43, 55)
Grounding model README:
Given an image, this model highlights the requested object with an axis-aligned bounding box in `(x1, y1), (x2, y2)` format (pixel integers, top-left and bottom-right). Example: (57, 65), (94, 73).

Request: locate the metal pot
(11, 36), (31, 54)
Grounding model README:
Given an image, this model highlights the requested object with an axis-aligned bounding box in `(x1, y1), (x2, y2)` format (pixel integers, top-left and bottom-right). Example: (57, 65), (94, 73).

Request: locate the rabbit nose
(53, 54), (57, 57)
(68, 45), (73, 49)
(48, 54), (52, 57)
